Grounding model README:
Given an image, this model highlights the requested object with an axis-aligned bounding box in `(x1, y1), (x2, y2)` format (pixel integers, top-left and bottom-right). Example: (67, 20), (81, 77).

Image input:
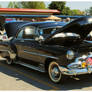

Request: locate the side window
(39, 29), (43, 35)
(23, 26), (38, 39)
(40, 28), (57, 38)
(43, 28), (54, 35)
(17, 29), (24, 38)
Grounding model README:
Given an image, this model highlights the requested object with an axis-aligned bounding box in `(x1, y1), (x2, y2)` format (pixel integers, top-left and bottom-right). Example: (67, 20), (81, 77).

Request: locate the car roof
(21, 21), (67, 29)
(5, 21), (67, 37)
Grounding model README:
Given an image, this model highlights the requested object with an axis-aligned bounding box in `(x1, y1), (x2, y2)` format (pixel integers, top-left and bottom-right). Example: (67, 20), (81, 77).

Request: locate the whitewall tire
(6, 57), (13, 65)
(48, 61), (62, 83)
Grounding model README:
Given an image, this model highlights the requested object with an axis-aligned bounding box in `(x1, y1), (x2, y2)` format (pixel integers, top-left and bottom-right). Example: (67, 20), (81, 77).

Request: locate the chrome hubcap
(6, 58), (12, 64)
(49, 62), (62, 83)
(51, 66), (60, 80)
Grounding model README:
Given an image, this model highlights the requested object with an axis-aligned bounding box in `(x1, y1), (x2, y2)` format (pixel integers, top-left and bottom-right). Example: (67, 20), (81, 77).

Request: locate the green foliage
(62, 7), (72, 15)
(8, 2), (20, 8)
(7, 1), (85, 16)
(49, 1), (66, 14)
(49, 1), (85, 16)
(85, 9), (89, 15)
(8, 1), (46, 9)
(86, 7), (92, 15)
(48, 1), (66, 10)
(71, 9), (85, 15)
(20, 2), (46, 9)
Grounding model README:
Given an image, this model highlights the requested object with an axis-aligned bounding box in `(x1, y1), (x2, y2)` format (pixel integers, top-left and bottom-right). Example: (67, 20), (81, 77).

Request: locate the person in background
(31, 18), (36, 22)
(65, 17), (71, 23)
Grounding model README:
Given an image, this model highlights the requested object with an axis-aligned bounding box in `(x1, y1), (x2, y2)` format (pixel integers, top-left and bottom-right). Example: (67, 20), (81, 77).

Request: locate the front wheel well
(45, 58), (57, 72)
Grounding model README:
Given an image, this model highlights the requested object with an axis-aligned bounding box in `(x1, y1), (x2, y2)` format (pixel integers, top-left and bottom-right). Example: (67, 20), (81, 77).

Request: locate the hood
(54, 16), (92, 39)
(44, 16), (92, 46)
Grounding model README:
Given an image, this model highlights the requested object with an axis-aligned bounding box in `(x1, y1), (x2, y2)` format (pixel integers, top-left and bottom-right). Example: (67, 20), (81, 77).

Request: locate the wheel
(48, 61), (62, 83)
(6, 57), (13, 65)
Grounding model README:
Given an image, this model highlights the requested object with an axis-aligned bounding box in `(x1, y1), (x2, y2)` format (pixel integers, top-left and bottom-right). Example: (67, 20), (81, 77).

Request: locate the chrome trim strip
(24, 50), (58, 59)
(24, 39), (35, 41)
(15, 61), (45, 72)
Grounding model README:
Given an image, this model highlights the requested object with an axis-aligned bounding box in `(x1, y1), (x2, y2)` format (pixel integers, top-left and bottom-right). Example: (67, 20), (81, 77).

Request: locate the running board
(14, 61), (45, 72)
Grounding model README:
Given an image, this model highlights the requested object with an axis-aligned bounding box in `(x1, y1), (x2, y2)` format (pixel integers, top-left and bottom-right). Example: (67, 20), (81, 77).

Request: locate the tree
(71, 9), (85, 16)
(62, 7), (72, 15)
(8, 2), (20, 8)
(48, 1), (66, 14)
(85, 9), (89, 15)
(20, 2), (46, 9)
(8, 2), (46, 9)
(49, 1), (85, 16)
(87, 7), (92, 15)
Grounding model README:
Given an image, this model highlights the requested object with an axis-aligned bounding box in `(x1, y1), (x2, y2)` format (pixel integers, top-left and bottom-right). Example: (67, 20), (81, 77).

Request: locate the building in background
(0, 8), (60, 22)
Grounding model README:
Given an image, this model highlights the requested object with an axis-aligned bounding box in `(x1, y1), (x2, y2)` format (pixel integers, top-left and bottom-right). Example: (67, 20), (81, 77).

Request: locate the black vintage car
(0, 16), (92, 83)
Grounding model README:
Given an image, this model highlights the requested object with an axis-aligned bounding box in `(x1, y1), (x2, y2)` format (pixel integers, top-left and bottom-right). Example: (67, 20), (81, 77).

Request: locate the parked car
(0, 33), (7, 41)
(0, 17), (92, 83)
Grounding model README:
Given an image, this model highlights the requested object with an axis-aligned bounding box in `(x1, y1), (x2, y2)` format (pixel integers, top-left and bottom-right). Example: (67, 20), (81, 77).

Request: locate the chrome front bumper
(59, 54), (92, 76)
(59, 66), (92, 76)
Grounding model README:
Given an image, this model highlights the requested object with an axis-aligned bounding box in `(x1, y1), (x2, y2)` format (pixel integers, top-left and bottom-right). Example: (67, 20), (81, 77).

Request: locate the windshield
(39, 27), (62, 38)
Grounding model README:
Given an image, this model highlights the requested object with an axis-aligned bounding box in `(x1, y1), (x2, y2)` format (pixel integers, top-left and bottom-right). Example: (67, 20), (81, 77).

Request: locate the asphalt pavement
(0, 60), (92, 90)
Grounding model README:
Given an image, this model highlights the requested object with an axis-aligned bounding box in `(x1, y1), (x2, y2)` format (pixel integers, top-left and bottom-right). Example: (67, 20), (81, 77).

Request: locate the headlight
(82, 55), (87, 59)
(66, 50), (75, 60)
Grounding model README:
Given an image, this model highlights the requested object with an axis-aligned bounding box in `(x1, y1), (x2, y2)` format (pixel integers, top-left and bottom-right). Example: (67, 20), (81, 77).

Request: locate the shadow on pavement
(0, 61), (92, 90)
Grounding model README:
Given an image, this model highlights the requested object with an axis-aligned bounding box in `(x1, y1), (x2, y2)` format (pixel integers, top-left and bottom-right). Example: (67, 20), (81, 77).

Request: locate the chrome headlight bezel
(66, 50), (75, 60)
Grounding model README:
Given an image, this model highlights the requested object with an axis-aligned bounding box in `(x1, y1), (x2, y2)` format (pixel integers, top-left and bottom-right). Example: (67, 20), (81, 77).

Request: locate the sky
(45, 1), (92, 11)
(66, 1), (92, 11)
(0, 1), (92, 11)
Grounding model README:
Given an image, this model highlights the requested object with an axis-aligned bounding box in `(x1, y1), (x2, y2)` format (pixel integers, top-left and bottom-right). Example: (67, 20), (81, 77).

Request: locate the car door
(15, 26), (57, 65)
(15, 26), (44, 62)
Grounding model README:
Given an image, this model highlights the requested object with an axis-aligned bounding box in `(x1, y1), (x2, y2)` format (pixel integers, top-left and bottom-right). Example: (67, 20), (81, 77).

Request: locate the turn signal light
(82, 62), (87, 68)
